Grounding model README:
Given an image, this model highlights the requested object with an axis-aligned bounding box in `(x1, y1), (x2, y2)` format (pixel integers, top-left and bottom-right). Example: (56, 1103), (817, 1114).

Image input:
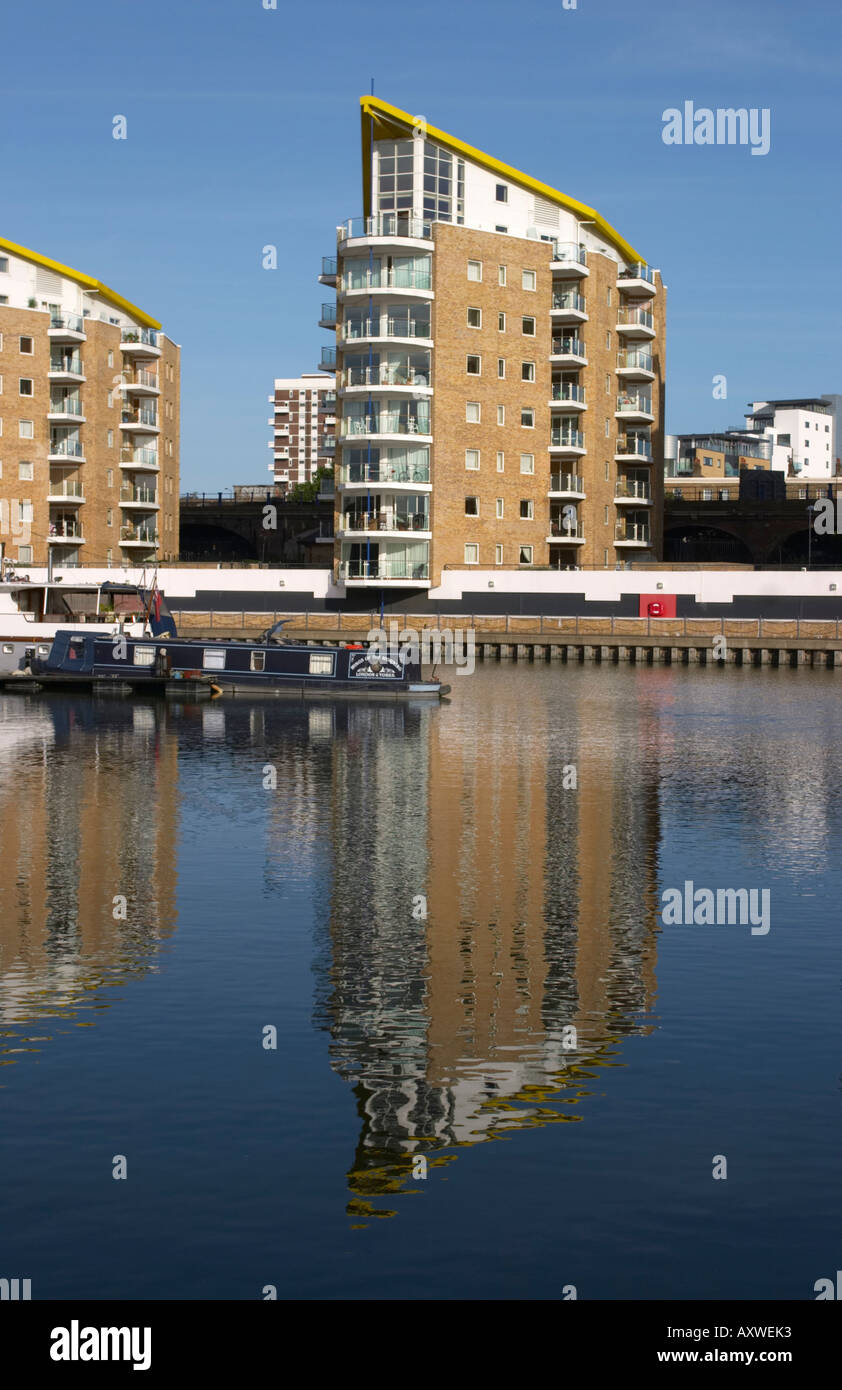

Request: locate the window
(19, 336), (33, 354)
(497, 359), (506, 379)
(106, 549), (113, 566)
(465, 448), (480, 469)
(519, 545), (533, 564)
(497, 451), (505, 472)
(0, 257), (7, 272)
(464, 543), (479, 564)
(604, 505), (609, 524)
(18, 501), (33, 523)
(466, 354), (481, 375)
(498, 312), (506, 331)
(703, 456), (714, 467)
(495, 544), (503, 564)
(701, 488), (713, 501)
(465, 496), (479, 516)
(203, 648), (227, 670)
(520, 453), (534, 474)
(520, 499), (534, 519)
(605, 373), (611, 394)
(605, 331), (611, 349)
(107, 429), (114, 448)
(496, 184), (508, 202)
(106, 468), (113, 487)
(498, 266), (507, 286)
(107, 390), (113, 407)
(18, 378), (33, 396)
(522, 316), (536, 336)
(522, 361), (535, 381)
(521, 407), (535, 428)
(18, 461), (33, 480)
(108, 350), (114, 367)
(467, 260), (483, 282)
(309, 651), (334, 675)
(495, 226), (508, 234)
(497, 405), (505, 425)
(106, 509), (113, 526)
(605, 417), (610, 438)
(522, 270), (536, 291)
(17, 546), (32, 564)
(19, 420), (33, 439)
(777, 434), (791, 446)
(133, 645), (157, 667)
(250, 650), (266, 672)
(466, 402), (481, 423)
(607, 287), (612, 305)
(467, 306), (482, 328)
(496, 498), (504, 518)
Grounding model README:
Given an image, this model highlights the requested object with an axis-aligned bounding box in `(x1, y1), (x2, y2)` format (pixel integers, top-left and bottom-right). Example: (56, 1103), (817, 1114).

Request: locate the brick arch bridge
(664, 498), (842, 566)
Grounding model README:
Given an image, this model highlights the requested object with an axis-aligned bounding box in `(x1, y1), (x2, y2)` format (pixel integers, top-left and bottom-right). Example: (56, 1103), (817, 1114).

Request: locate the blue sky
(3, 0), (840, 489)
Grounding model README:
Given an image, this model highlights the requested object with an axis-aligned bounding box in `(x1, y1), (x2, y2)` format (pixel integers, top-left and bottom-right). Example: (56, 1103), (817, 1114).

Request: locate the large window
(309, 652), (334, 675)
(203, 648), (227, 670)
(423, 142), (464, 223)
(133, 645), (156, 667)
(376, 139), (415, 214)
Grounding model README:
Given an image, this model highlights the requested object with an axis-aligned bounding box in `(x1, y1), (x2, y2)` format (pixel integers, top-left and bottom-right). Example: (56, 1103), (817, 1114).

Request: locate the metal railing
(615, 521), (650, 542)
(340, 461), (431, 486)
(341, 513), (430, 533)
(319, 346), (337, 369)
(551, 336), (585, 356)
(49, 397), (83, 415)
(121, 328), (159, 348)
(618, 262), (655, 285)
(551, 383), (585, 403)
(617, 349), (654, 371)
(49, 522), (83, 539)
(48, 480), (85, 499)
(339, 214), (433, 241)
(321, 256), (337, 276)
(120, 446), (159, 467)
(340, 363), (430, 388)
(615, 479), (651, 500)
(49, 438), (84, 458)
(123, 368), (159, 389)
(49, 312), (85, 333)
(341, 413), (430, 437)
(616, 393), (653, 414)
(342, 317), (431, 341)
(550, 428), (585, 449)
(121, 408), (158, 427)
(120, 487), (158, 504)
(548, 517), (585, 539)
(121, 526), (158, 543)
(549, 473), (584, 493)
(616, 436), (653, 459)
(617, 307), (654, 330)
(339, 558), (431, 581)
(49, 355), (83, 374)
(551, 242), (587, 267)
(551, 291), (586, 312)
(320, 303), (337, 322)
(342, 267), (432, 292)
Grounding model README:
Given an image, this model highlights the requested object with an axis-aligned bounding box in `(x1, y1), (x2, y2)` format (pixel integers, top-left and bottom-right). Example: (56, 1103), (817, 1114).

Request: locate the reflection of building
(0, 698), (178, 1043)
(316, 673), (662, 1220)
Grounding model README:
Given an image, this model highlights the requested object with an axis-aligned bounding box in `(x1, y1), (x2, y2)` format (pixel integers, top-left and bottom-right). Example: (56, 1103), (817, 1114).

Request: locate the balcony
(338, 214), (433, 252)
(616, 307), (655, 340)
(339, 459), (431, 490)
(319, 436), (336, 453)
(547, 513), (586, 544)
(121, 406), (159, 433)
(319, 256), (338, 287)
(319, 345), (337, 373)
(615, 519), (651, 546)
(338, 548), (431, 586)
(48, 355), (84, 382)
(615, 392), (654, 423)
(120, 486), (159, 508)
(550, 242), (588, 277)
(341, 266), (433, 297)
(121, 368), (160, 395)
(48, 437), (85, 462)
(319, 302), (337, 329)
(615, 435), (652, 462)
(339, 510), (431, 539)
(47, 480), (85, 502)
(549, 425), (585, 455)
(550, 335), (587, 366)
(616, 348), (655, 381)
(550, 291), (587, 322)
(550, 382), (586, 411)
(120, 327), (161, 357)
(48, 312), (86, 342)
(320, 394), (337, 411)
(341, 315), (432, 345)
(120, 445), (159, 470)
(341, 411), (431, 441)
(48, 521), (85, 542)
(615, 478), (652, 504)
(121, 525), (159, 546)
(48, 397), (85, 422)
(617, 262), (657, 297)
(339, 360), (431, 393)
(548, 473), (585, 498)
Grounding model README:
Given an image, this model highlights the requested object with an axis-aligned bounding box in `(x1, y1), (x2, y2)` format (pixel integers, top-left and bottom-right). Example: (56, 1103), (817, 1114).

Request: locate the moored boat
(0, 574), (175, 675)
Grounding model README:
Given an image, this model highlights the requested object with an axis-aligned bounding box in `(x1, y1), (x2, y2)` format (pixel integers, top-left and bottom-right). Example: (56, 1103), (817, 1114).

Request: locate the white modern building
(745, 397), (840, 481)
(268, 374), (336, 488)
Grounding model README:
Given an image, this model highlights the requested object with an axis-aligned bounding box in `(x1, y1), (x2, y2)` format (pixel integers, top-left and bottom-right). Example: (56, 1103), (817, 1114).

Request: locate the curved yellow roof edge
(0, 236), (162, 330)
(360, 96), (646, 266)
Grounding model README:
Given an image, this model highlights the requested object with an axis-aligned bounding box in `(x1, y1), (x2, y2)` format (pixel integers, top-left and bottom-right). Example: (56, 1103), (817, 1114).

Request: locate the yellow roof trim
(359, 96), (645, 265)
(0, 237), (162, 330)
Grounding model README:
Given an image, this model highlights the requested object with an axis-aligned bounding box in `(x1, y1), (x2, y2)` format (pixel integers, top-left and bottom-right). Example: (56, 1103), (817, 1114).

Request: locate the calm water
(0, 665), (840, 1300)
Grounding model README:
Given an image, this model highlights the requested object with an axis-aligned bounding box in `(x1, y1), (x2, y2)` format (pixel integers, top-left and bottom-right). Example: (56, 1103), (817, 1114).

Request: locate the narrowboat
(26, 620), (446, 699)
(0, 575), (176, 675)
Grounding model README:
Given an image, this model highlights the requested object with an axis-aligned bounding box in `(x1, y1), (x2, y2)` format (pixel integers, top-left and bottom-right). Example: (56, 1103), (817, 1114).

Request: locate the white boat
(0, 573), (175, 676)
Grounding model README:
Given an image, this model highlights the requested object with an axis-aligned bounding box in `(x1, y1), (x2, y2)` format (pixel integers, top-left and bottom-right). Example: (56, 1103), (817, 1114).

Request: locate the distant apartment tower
(745, 398), (840, 481)
(268, 375), (336, 488)
(318, 97), (666, 589)
(0, 238), (180, 568)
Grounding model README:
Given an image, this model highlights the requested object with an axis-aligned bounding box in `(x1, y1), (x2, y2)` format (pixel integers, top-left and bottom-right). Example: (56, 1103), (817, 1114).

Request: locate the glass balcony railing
(616, 436), (652, 459)
(49, 397), (83, 415)
(319, 436), (336, 452)
(48, 480), (85, 499)
(549, 515), (585, 539)
(618, 262), (655, 285)
(320, 346), (337, 369)
(320, 302), (337, 323)
(340, 460), (431, 486)
(342, 513), (430, 533)
(120, 446), (159, 467)
(551, 383), (585, 404)
(616, 393), (653, 414)
(616, 521), (650, 542)
(121, 525), (158, 543)
(123, 368), (159, 389)
(551, 336), (585, 356)
(120, 487), (158, 505)
(339, 214), (433, 242)
(550, 428), (585, 449)
(321, 256), (337, 276)
(49, 438), (84, 458)
(615, 479), (651, 500)
(49, 355), (84, 374)
(49, 312), (85, 333)
(121, 328), (159, 348)
(342, 267), (433, 292)
(551, 242), (587, 266)
(49, 521), (83, 539)
(551, 292), (586, 312)
(617, 349), (654, 372)
(341, 362), (431, 388)
(617, 307), (654, 330)
(549, 473), (584, 493)
(343, 317), (431, 341)
(121, 407), (158, 427)
(342, 412), (430, 437)
(339, 556), (431, 581)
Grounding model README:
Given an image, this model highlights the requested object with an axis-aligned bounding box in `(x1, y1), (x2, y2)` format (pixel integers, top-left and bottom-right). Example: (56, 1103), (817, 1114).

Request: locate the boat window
(133, 645), (157, 666)
(38, 646), (50, 655)
(2, 644), (13, 654)
(67, 638), (86, 662)
(309, 651), (334, 676)
(250, 650), (266, 672)
(203, 648), (227, 671)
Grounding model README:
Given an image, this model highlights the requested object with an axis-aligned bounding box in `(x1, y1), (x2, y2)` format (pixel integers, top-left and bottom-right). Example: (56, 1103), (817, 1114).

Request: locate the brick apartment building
(0, 237), (180, 569)
(267, 374), (336, 488)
